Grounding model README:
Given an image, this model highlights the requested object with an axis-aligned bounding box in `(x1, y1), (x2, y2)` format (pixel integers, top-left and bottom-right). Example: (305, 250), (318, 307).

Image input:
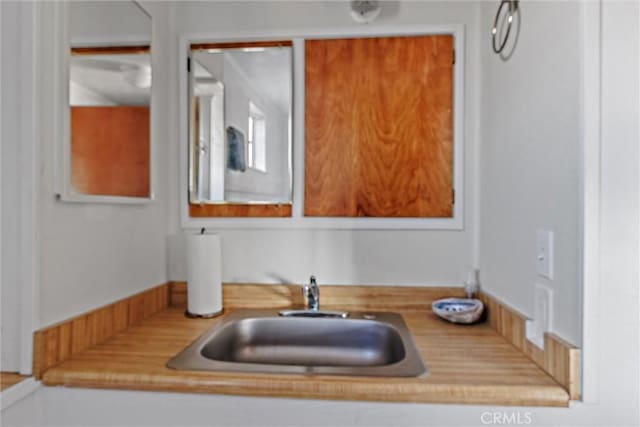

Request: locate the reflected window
(188, 41), (292, 206)
(248, 101), (267, 173)
(69, 48), (151, 198)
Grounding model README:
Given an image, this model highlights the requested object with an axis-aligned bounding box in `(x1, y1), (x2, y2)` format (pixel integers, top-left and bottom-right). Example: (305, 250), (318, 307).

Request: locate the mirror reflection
(189, 43), (292, 205)
(68, 1), (151, 199)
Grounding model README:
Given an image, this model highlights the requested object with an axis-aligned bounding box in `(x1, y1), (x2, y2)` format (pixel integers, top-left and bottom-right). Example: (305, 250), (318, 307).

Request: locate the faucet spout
(304, 275), (320, 311)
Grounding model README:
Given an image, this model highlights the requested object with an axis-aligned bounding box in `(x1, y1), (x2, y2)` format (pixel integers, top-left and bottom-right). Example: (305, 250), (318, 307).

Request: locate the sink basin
(202, 318), (402, 366)
(168, 309), (427, 377)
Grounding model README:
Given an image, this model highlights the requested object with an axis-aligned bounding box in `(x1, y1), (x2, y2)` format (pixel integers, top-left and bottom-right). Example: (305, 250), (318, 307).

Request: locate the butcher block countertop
(40, 284), (570, 407)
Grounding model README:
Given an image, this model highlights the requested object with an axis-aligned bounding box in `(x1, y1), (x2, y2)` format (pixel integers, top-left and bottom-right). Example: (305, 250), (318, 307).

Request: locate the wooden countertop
(41, 306), (569, 407)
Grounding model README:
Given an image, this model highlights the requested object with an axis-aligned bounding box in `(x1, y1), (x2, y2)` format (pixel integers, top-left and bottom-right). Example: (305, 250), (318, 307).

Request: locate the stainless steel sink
(167, 309), (427, 377)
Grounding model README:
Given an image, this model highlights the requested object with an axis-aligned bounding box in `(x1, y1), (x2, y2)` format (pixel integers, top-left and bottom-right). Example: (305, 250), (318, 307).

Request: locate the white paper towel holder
(185, 228), (224, 319)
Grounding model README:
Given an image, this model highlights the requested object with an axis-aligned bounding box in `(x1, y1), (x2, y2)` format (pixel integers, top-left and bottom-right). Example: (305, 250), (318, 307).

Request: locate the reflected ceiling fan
(72, 57), (151, 88)
(72, 57), (136, 72)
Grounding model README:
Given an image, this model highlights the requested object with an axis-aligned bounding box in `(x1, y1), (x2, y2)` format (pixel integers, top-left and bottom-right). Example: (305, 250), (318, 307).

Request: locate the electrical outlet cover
(525, 283), (554, 349)
(536, 229), (554, 279)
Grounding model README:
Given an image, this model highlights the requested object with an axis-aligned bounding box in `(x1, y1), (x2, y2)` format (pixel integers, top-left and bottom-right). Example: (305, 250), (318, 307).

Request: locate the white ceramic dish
(432, 298), (484, 324)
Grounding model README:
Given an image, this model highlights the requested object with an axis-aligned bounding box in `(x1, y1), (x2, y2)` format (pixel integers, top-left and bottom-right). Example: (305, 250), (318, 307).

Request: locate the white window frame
(247, 101), (267, 173)
(179, 25), (465, 230)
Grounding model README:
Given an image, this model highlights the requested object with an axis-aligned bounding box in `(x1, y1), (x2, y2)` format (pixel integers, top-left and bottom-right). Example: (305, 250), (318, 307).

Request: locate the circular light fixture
(349, 0), (382, 24)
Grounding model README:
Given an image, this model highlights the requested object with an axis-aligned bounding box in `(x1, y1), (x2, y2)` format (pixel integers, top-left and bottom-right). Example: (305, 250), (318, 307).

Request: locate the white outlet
(525, 283), (554, 349)
(536, 229), (554, 279)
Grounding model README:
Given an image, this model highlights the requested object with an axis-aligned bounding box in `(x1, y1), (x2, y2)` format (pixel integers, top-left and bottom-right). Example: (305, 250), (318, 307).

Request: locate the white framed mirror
(57, 0), (153, 203)
(188, 42), (293, 206)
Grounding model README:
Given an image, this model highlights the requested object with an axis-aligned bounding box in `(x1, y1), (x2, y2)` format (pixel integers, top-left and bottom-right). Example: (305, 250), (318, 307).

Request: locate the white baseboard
(1, 378), (41, 411)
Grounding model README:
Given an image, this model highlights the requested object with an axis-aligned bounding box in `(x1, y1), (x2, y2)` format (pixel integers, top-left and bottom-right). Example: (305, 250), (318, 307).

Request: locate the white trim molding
(0, 0), (41, 376)
(179, 25), (466, 230)
(580, 0), (602, 404)
(18, 0), (39, 376)
(0, 378), (41, 411)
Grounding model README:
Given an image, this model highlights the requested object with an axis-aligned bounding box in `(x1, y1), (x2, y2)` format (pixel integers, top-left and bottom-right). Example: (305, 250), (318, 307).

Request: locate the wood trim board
(32, 283), (170, 379)
(479, 292), (581, 400)
(71, 46), (150, 55)
(169, 281), (466, 312)
(190, 40), (293, 51)
(189, 204), (292, 218)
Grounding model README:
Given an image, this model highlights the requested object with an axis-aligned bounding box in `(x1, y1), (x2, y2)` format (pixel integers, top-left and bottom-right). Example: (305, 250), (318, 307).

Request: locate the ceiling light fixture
(349, 1), (382, 24)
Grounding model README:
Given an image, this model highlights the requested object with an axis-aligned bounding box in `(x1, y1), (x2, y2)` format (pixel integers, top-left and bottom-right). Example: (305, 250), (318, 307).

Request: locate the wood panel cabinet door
(305, 35), (454, 217)
(71, 106), (150, 198)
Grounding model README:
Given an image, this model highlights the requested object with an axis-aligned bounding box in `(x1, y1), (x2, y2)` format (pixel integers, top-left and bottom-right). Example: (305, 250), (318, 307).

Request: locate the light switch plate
(536, 229), (554, 279)
(525, 283), (554, 349)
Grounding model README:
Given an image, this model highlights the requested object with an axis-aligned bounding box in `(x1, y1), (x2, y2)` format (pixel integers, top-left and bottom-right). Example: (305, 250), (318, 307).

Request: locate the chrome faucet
(303, 275), (320, 311)
(279, 275), (348, 318)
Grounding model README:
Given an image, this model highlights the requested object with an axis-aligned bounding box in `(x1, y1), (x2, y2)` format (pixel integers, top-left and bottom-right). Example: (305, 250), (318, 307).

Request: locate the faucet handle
(301, 284), (311, 309)
(302, 275), (320, 311)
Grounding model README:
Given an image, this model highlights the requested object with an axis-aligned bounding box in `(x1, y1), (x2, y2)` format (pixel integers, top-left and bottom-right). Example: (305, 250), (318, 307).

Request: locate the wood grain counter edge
(42, 369), (569, 407)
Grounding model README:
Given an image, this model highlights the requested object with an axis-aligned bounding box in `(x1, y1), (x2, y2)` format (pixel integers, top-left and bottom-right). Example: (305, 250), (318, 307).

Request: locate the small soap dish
(432, 298), (484, 324)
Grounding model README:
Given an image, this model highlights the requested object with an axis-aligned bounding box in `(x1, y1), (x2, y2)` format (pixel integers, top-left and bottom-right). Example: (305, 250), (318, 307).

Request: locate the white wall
(1, 0), (38, 375)
(36, 1), (170, 327)
(69, 0), (150, 46)
(478, 1), (582, 345)
(592, 0), (639, 417)
(168, 1), (482, 288)
(1, 0), (22, 372)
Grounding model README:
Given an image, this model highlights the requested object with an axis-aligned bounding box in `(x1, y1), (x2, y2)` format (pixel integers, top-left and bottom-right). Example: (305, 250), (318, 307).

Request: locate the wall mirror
(188, 42), (293, 207)
(61, 0), (152, 202)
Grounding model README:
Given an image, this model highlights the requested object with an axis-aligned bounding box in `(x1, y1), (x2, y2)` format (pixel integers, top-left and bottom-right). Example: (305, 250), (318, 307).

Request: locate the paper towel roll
(186, 233), (222, 317)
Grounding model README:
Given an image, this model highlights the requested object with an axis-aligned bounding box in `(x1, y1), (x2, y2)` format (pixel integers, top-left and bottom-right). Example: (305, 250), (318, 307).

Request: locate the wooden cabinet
(305, 35), (454, 217)
(71, 106), (150, 198)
